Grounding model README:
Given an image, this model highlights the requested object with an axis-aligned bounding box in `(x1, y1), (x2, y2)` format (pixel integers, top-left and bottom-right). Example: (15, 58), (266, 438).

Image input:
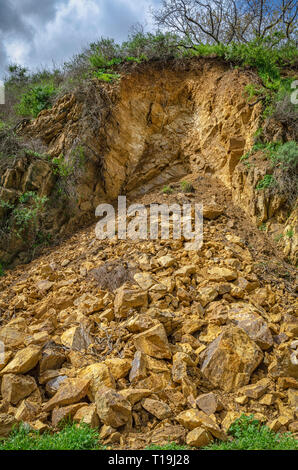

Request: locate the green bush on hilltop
(17, 83), (58, 118)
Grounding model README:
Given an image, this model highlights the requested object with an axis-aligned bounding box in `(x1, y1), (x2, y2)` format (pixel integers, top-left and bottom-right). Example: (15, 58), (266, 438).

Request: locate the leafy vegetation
(256, 174), (277, 190)
(162, 185), (174, 194)
(180, 181), (194, 193)
(145, 442), (191, 450)
(1, 416), (297, 450)
(240, 140), (298, 203)
(0, 191), (48, 254)
(17, 83), (57, 118)
(0, 423), (103, 451)
(204, 414), (298, 450)
(286, 228), (294, 238)
(52, 146), (85, 199)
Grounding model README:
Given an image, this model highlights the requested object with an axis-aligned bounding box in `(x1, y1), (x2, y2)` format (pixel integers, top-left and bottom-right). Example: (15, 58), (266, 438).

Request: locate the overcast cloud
(0, 0), (161, 75)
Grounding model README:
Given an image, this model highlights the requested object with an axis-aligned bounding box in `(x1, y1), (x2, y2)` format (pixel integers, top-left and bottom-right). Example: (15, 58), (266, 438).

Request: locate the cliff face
(0, 58), (296, 265)
(24, 59), (260, 197)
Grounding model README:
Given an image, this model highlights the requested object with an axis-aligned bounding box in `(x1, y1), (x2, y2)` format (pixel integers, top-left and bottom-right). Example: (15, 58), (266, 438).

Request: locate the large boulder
(95, 388), (132, 428)
(134, 324), (172, 359)
(43, 378), (90, 412)
(200, 326), (263, 392)
(0, 345), (42, 375)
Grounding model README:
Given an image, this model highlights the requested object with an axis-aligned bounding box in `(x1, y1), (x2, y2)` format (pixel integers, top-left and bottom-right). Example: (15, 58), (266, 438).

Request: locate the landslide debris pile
(0, 177), (297, 449)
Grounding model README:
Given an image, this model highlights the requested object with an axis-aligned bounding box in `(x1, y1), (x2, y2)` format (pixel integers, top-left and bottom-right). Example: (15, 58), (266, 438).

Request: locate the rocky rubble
(0, 181), (297, 449)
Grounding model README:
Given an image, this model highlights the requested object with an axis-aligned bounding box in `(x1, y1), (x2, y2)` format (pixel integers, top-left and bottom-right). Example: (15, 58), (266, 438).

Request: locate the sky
(0, 0), (162, 74)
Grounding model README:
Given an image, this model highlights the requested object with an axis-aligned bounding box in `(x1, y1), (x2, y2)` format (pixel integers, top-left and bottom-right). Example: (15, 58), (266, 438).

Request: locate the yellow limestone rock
(0, 345), (42, 375)
(0, 351), (13, 372)
(197, 287), (218, 307)
(268, 349), (298, 379)
(61, 326), (92, 351)
(134, 324), (172, 359)
(52, 403), (87, 427)
(157, 255), (175, 268)
(203, 205), (223, 220)
(150, 424), (186, 446)
(176, 409), (227, 440)
(207, 266), (237, 282)
(228, 304), (273, 350)
(104, 358), (132, 380)
(78, 363), (115, 401)
(126, 314), (157, 333)
(129, 351), (147, 384)
(95, 388), (132, 428)
(134, 273), (155, 290)
(142, 398), (172, 420)
(73, 404), (99, 428)
(119, 388), (151, 405)
(201, 326), (263, 392)
(43, 378), (90, 412)
(114, 286), (148, 318)
(0, 318), (28, 348)
(39, 346), (65, 373)
(222, 412), (242, 432)
(0, 414), (17, 437)
(186, 427), (213, 447)
(238, 378), (270, 399)
(196, 392), (221, 415)
(1, 374), (37, 405)
(15, 400), (40, 422)
(73, 293), (104, 315)
(174, 265), (196, 277)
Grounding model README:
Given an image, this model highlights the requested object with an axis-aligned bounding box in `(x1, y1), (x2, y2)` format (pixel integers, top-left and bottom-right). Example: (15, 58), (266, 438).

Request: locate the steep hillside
(1, 58), (296, 266)
(0, 58), (297, 448)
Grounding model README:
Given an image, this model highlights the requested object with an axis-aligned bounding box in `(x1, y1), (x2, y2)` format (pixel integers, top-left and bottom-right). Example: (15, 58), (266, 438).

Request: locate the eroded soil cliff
(0, 58), (297, 448)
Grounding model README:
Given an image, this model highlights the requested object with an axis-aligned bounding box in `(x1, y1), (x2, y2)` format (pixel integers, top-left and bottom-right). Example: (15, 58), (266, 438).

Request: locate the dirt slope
(0, 58), (297, 447)
(0, 170), (297, 447)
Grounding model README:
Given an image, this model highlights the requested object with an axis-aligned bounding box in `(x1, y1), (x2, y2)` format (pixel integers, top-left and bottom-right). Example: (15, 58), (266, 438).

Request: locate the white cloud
(1, 0), (161, 72)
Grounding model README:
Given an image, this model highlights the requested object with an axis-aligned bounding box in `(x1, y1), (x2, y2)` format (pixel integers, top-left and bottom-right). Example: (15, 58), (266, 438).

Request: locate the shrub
(121, 31), (183, 60)
(204, 414), (298, 450)
(256, 174), (277, 190)
(17, 83), (57, 118)
(12, 192), (48, 234)
(274, 141), (298, 169)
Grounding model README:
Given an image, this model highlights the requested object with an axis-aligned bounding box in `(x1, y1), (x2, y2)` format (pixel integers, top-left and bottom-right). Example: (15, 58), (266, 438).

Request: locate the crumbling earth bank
(0, 59), (297, 448)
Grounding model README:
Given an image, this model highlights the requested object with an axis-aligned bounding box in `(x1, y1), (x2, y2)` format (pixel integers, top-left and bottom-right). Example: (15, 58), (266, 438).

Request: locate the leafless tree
(152, 0), (297, 44)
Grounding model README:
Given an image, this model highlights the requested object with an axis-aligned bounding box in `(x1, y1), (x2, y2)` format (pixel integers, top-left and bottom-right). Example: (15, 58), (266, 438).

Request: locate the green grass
(162, 185), (174, 194)
(180, 181), (194, 193)
(145, 443), (191, 450)
(204, 415), (298, 450)
(0, 423), (104, 450)
(286, 228), (294, 238)
(1, 416), (297, 450)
